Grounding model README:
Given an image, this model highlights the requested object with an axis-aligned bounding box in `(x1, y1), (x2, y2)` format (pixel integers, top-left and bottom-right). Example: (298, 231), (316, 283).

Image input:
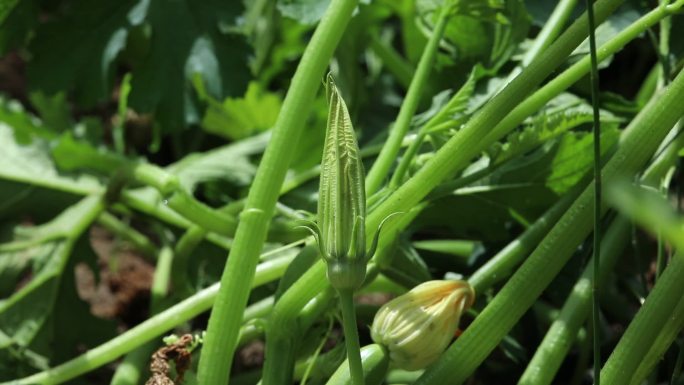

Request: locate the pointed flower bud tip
(316, 74), (368, 290)
(370, 280), (475, 370)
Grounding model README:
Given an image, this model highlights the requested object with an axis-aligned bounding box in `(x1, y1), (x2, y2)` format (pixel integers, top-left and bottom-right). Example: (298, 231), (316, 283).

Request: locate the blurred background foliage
(0, 0), (682, 383)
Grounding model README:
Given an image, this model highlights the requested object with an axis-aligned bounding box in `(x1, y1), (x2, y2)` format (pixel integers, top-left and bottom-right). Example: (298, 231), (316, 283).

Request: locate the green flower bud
(318, 73), (366, 263)
(370, 280), (475, 370)
(297, 74), (396, 291)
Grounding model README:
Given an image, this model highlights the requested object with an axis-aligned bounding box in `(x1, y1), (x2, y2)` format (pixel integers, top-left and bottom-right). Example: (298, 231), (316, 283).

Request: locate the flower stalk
(298, 74), (394, 385)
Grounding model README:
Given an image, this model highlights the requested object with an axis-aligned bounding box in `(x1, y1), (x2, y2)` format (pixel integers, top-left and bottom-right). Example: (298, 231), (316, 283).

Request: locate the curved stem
(517, 122), (684, 385)
(325, 344), (390, 385)
(338, 289), (364, 385)
(482, 3), (676, 148)
(262, 261), (329, 385)
(196, 0), (360, 383)
(365, 1), (453, 195)
(364, 0), (626, 239)
(601, 252), (684, 385)
(4, 255), (293, 385)
(468, 187), (579, 294)
(522, 0), (578, 67)
(414, 55), (684, 385)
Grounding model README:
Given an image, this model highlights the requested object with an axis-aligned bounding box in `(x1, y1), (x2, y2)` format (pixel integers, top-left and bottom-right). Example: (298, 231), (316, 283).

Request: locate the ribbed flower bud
(370, 280), (475, 370)
(318, 73), (366, 263)
(298, 74), (395, 290)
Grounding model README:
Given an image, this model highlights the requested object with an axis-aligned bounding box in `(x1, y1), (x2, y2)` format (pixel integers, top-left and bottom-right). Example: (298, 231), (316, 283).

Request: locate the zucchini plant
(0, 0), (683, 384)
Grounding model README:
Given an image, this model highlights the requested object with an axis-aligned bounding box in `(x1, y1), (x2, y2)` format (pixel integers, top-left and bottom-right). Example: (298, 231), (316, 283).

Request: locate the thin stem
(196, 0), (360, 382)
(365, 1), (454, 195)
(338, 289), (364, 385)
(4, 254), (294, 385)
(468, 187), (579, 293)
(584, 0), (603, 382)
(389, 132), (426, 188)
(522, 0), (578, 67)
(97, 212), (158, 260)
(364, 0), (627, 239)
(369, 34), (414, 90)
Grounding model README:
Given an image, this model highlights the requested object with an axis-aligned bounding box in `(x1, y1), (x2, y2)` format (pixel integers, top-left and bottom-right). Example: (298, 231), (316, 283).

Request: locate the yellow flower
(370, 280), (475, 370)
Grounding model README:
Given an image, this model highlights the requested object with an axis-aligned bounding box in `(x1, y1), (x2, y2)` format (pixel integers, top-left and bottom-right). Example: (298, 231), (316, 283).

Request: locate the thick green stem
(4, 254), (293, 385)
(629, 294), (684, 385)
(364, 0), (626, 238)
(262, 261), (329, 385)
(196, 0), (359, 383)
(517, 216), (630, 385)
(339, 289), (364, 385)
(521, 0), (578, 67)
(517, 123), (684, 385)
(325, 344), (390, 385)
(482, 2), (681, 148)
(413, 60), (684, 385)
(365, 1), (453, 195)
(468, 187), (579, 293)
(369, 34), (414, 90)
(601, 252), (684, 385)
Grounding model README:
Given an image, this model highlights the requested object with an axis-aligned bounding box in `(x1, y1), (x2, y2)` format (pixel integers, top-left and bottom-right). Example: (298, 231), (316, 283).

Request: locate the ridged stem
(196, 0), (359, 383)
(365, 0), (454, 194)
(339, 289), (364, 385)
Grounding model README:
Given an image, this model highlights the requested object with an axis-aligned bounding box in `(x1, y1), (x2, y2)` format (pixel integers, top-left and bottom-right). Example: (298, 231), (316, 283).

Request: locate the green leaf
(51, 133), (128, 174)
(28, 92), (72, 133)
(277, 0), (331, 25)
(0, 0), (38, 54)
(129, 0), (251, 131)
(197, 81), (283, 140)
(0, 196), (102, 366)
(487, 100), (621, 165)
(0, 124), (101, 195)
(421, 72), (477, 133)
(484, 123), (620, 195)
(569, 7), (641, 69)
(416, 0), (529, 68)
(165, 131), (270, 191)
(27, 0), (135, 107)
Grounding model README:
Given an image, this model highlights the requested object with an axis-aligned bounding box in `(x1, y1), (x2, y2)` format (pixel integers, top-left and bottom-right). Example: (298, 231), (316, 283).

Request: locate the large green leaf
(129, 0), (251, 131)
(0, 124), (101, 195)
(277, 0), (331, 25)
(27, 0), (135, 107)
(166, 131), (270, 191)
(196, 81), (282, 140)
(0, 196), (102, 379)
